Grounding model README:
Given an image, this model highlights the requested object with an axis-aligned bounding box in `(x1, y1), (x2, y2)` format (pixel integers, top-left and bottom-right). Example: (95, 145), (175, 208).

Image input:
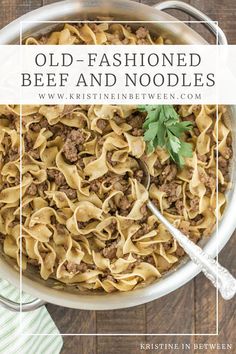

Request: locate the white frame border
(18, 19), (220, 337)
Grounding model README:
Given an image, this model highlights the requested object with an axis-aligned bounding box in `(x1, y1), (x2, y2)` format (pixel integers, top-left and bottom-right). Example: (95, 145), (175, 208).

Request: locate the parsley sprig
(139, 105), (193, 168)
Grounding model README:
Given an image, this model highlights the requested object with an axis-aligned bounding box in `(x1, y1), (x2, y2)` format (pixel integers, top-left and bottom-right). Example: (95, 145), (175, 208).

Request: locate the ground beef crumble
(97, 119), (109, 132)
(8, 147), (19, 161)
(159, 182), (181, 204)
(24, 135), (33, 151)
(65, 261), (89, 273)
(127, 113), (145, 136)
(27, 184), (37, 196)
(175, 199), (184, 214)
(62, 129), (86, 163)
(136, 27), (149, 39)
(47, 169), (66, 186)
(37, 181), (48, 196)
(102, 241), (117, 260)
(30, 117), (48, 132)
(158, 164), (177, 183)
(119, 196), (131, 211)
(59, 187), (77, 200)
(90, 179), (101, 192)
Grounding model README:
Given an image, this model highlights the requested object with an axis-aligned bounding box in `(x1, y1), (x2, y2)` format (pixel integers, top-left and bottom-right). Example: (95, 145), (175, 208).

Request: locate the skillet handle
(154, 0), (228, 45)
(147, 200), (236, 300)
(0, 294), (45, 312)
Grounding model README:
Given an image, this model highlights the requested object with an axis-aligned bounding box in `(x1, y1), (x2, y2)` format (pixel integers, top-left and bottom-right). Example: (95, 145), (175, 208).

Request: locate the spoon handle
(147, 200), (236, 300)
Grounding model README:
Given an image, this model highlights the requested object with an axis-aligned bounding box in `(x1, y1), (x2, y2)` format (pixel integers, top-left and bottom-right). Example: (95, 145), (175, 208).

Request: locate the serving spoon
(138, 159), (236, 300)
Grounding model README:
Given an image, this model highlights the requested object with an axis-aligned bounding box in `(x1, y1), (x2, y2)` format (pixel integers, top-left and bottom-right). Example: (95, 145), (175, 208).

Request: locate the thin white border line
(21, 333), (219, 336)
(20, 20), (218, 24)
(18, 19), (219, 337)
(19, 20), (23, 332)
(216, 20), (219, 337)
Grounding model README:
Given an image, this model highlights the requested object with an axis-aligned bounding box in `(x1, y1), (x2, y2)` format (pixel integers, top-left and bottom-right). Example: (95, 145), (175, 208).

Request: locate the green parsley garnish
(139, 105), (193, 168)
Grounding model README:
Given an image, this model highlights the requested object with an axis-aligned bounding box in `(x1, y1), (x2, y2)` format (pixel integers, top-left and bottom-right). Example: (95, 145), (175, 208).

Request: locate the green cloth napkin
(0, 279), (63, 354)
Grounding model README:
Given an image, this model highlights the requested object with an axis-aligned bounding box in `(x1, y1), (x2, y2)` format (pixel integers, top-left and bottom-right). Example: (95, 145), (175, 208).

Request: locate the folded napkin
(0, 279), (63, 354)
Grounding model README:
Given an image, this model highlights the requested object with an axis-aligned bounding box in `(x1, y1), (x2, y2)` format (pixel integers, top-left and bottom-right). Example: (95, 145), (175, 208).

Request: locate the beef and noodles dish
(0, 23), (232, 293)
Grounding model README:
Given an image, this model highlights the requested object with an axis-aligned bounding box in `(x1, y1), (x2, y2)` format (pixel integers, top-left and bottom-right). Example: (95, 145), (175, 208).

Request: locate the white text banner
(0, 45), (235, 104)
